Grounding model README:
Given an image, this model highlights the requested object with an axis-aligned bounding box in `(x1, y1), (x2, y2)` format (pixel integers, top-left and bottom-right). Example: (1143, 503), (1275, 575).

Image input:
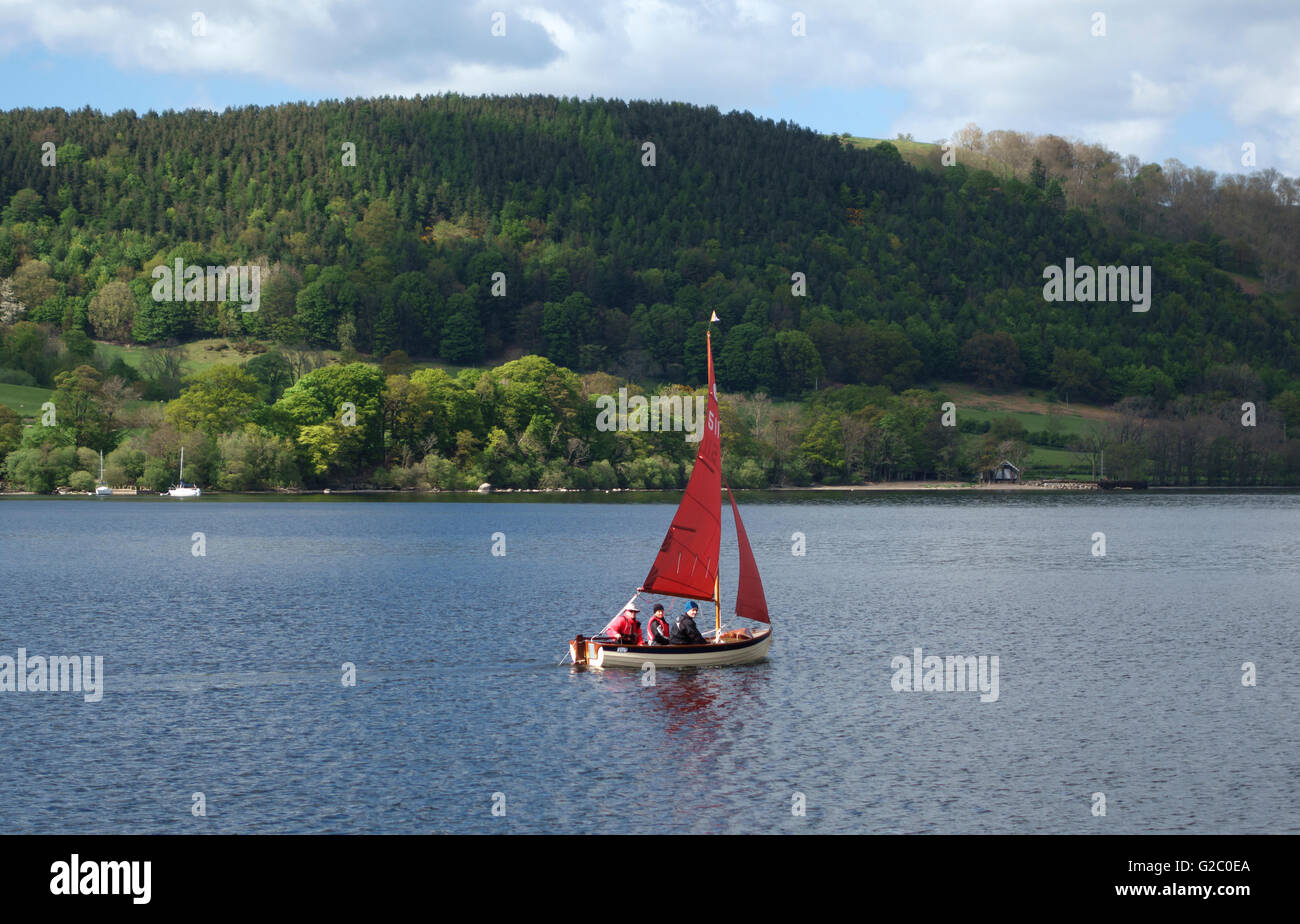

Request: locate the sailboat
(568, 316), (772, 668)
(95, 450), (113, 496)
(167, 446), (201, 497)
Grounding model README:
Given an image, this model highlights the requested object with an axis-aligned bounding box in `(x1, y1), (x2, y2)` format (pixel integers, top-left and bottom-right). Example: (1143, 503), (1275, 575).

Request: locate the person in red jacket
(647, 604), (671, 645)
(604, 605), (643, 645)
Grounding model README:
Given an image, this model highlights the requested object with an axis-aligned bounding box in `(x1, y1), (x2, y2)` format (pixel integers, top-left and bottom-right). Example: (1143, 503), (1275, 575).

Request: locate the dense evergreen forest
(2, 95), (1299, 491)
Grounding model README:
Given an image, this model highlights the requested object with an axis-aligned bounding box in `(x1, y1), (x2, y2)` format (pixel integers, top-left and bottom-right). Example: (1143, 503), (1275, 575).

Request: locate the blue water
(1, 492), (1297, 833)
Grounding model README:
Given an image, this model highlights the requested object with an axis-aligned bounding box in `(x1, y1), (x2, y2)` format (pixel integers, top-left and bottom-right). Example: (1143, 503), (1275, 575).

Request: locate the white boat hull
(167, 487), (201, 497)
(572, 629), (772, 668)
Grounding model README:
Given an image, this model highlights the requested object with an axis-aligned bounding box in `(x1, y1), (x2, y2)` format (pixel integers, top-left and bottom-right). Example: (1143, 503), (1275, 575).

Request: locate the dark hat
(687, 601), (699, 611)
(653, 603), (665, 612)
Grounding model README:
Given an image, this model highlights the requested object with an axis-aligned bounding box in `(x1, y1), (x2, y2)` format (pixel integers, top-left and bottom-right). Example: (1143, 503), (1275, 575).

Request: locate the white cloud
(1079, 118), (1169, 159)
(1130, 73), (1182, 114)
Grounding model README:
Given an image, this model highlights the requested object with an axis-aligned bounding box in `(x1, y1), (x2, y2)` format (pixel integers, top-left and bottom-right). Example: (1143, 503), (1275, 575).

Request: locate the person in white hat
(604, 604), (643, 645)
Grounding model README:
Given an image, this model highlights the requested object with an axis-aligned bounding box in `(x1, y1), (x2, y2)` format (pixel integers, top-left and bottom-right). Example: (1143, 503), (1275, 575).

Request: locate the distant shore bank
(8, 481), (1300, 498)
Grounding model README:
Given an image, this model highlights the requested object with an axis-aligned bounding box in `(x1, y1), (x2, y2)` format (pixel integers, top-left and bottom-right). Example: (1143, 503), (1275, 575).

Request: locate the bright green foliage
(165, 365), (263, 436)
(296, 422), (365, 477)
(800, 413), (845, 481)
(275, 362), (386, 472)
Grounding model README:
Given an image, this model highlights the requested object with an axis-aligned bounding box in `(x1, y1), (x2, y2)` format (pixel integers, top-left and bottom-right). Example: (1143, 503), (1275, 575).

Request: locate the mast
(714, 573), (721, 639)
(179, 446), (184, 483)
(710, 322), (721, 641)
(640, 315), (722, 603)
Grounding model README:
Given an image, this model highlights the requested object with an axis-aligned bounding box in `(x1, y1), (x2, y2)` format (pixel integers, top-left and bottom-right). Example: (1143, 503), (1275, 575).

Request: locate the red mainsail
(726, 482), (770, 624)
(640, 332), (722, 600)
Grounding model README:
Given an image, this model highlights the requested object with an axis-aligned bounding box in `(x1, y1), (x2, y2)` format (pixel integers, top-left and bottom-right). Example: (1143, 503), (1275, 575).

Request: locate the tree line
(4, 335), (1299, 492)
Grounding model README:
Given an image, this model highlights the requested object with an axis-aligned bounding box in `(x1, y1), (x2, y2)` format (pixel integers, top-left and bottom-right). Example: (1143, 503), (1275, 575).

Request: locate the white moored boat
(95, 450), (113, 496)
(568, 313), (773, 670)
(167, 446), (201, 497)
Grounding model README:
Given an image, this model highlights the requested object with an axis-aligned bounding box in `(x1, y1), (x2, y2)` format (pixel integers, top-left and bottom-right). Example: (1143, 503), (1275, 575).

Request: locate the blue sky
(2, 0), (1296, 176)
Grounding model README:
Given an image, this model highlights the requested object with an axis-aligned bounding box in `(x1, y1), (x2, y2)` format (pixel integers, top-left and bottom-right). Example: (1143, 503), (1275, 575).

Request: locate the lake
(1, 491), (1297, 833)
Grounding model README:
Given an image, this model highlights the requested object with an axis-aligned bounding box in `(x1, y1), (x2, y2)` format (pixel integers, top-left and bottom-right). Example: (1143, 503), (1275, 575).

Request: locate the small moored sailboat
(568, 315), (772, 669)
(95, 450), (113, 496)
(167, 446), (201, 497)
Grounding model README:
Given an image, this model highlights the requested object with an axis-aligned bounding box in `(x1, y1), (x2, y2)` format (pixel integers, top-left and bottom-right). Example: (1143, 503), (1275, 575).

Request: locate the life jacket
(649, 614), (670, 642)
(608, 611), (642, 645)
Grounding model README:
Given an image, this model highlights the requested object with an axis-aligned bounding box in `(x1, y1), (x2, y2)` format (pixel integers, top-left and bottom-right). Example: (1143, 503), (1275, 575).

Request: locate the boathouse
(991, 460), (1020, 483)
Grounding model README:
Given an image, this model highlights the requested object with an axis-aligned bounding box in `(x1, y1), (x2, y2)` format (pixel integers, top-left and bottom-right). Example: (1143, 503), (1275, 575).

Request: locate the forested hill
(1, 95), (1297, 401)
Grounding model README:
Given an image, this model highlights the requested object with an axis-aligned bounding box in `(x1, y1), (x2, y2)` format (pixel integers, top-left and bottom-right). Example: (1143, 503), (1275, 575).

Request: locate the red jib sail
(641, 332), (722, 600)
(726, 481), (770, 624)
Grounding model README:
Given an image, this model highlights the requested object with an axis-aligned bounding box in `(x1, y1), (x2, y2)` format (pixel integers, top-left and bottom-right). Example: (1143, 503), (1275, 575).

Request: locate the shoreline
(7, 481), (1300, 498)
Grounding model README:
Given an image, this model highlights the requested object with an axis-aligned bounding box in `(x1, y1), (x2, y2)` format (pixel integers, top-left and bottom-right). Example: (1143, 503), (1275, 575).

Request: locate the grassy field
(957, 406), (1097, 437)
(0, 381), (156, 419)
(0, 383), (53, 418)
(932, 382), (1107, 479)
(951, 430), (1093, 480)
(936, 382), (1116, 432)
(1025, 445), (1094, 476)
(94, 338), (307, 376)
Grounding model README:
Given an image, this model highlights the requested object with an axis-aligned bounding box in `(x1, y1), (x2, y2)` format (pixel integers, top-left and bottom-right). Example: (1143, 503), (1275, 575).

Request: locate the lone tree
(88, 281), (137, 342)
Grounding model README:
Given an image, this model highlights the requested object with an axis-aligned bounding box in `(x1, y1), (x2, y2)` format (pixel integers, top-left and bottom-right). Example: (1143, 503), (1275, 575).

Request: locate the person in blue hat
(670, 600), (707, 645)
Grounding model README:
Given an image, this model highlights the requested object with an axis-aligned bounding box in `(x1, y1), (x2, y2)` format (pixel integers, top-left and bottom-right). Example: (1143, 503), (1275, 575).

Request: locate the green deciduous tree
(165, 365), (264, 436)
(275, 362), (386, 468)
(12, 259), (58, 309)
(88, 281), (138, 342)
(4, 439), (77, 493)
(800, 412), (844, 481)
(216, 426), (300, 490)
(295, 266), (358, 346)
